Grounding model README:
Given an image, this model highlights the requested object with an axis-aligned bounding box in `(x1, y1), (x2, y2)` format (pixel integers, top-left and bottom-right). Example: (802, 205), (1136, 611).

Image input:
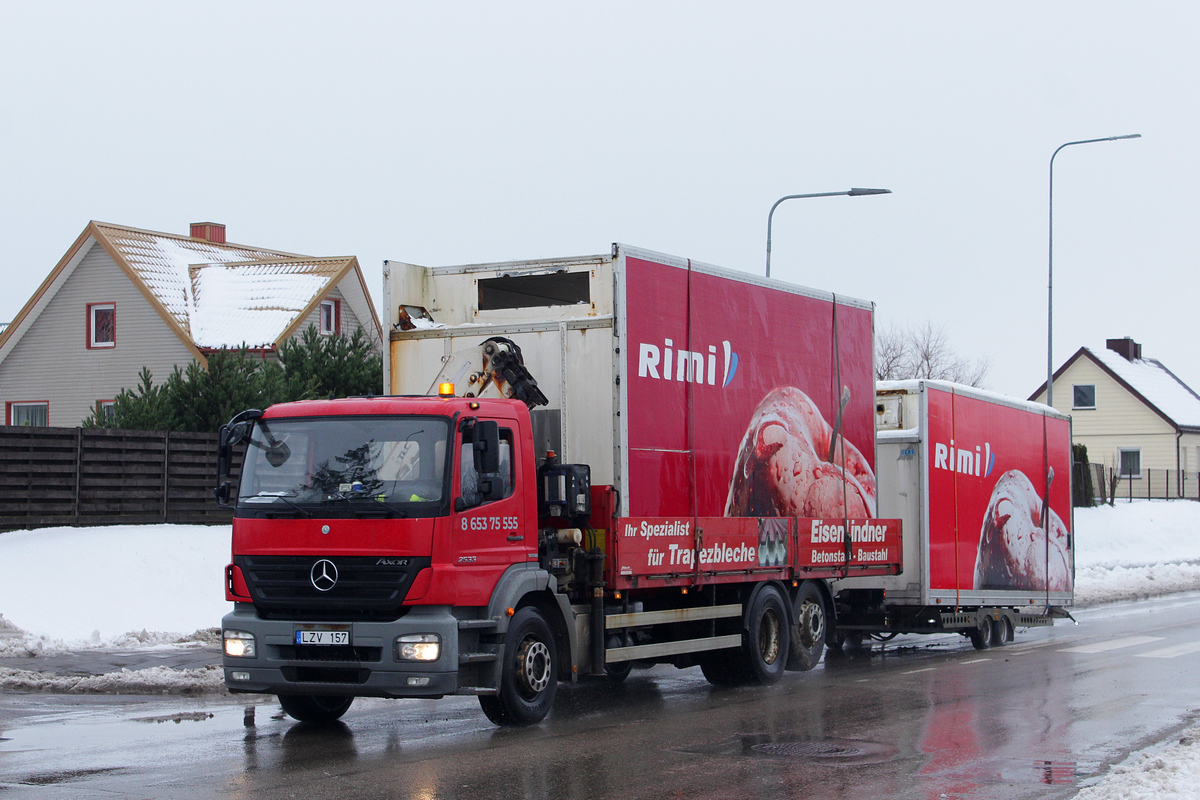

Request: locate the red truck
(216, 245), (1067, 726)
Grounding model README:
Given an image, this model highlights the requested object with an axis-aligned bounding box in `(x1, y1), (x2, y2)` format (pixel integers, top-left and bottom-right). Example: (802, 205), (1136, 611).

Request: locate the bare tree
(875, 320), (990, 388)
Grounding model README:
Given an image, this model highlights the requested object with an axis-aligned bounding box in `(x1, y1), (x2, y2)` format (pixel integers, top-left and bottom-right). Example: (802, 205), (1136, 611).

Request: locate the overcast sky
(2, 2), (1194, 398)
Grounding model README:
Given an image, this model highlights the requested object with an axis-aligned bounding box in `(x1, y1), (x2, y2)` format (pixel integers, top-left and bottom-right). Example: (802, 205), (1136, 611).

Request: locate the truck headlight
(397, 633), (440, 661)
(224, 630), (256, 658)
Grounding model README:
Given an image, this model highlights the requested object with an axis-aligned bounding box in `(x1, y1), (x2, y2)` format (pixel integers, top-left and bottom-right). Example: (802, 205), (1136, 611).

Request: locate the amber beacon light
(438, 382), (456, 397)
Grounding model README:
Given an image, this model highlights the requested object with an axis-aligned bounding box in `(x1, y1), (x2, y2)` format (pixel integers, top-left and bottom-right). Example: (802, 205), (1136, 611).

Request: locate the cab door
(450, 418), (532, 603)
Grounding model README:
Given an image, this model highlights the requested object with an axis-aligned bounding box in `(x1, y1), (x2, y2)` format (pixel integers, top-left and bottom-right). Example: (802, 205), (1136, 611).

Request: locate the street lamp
(1046, 134), (1140, 407)
(765, 188), (891, 278)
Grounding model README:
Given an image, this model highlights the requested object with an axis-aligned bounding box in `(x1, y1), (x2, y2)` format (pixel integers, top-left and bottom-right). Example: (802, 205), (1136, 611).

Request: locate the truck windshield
(237, 416), (450, 514)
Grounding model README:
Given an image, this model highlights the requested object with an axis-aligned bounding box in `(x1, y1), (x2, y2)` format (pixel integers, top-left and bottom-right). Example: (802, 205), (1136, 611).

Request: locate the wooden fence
(0, 425), (237, 532)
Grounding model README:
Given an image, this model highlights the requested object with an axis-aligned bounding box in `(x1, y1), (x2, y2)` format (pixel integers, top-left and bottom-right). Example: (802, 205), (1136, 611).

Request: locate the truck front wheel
(277, 694), (353, 724)
(787, 581), (827, 671)
(479, 606), (557, 726)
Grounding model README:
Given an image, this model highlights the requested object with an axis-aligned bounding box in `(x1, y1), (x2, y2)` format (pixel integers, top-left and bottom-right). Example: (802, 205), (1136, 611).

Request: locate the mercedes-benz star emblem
(310, 559), (338, 592)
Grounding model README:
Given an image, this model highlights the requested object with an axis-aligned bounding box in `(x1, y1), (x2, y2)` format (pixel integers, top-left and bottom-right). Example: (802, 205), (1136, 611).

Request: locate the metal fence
(1078, 462), (1200, 505)
(0, 425), (237, 532)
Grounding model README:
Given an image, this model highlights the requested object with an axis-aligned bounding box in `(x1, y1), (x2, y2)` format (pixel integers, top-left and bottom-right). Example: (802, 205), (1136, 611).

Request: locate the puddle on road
(676, 734), (901, 766)
(17, 766), (128, 786)
(1035, 760), (1081, 785)
(133, 711), (216, 724)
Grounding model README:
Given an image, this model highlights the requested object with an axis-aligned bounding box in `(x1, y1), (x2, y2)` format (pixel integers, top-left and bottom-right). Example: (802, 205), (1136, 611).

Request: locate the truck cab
(219, 393), (574, 725)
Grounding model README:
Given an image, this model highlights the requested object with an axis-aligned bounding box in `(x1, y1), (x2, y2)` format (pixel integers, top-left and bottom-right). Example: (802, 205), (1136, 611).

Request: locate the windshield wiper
(324, 493), (410, 518)
(245, 492), (313, 518)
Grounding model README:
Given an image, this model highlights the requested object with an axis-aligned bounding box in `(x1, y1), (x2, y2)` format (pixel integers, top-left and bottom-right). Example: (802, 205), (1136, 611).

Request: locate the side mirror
(473, 420), (501, 475)
(217, 418), (255, 479)
(216, 409), (262, 498)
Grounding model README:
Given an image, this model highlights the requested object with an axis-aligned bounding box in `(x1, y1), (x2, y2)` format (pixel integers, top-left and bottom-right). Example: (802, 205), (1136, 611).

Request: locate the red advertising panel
(613, 516), (901, 589)
(622, 255), (877, 521)
(926, 386), (1073, 594)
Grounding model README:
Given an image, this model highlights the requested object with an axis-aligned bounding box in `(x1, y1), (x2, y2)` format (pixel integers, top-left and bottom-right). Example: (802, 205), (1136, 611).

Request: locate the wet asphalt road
(2, 593), (1199, 799)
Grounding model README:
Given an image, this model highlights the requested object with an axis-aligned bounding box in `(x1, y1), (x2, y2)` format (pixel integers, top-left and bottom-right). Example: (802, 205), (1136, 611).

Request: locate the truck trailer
(830, 379), (1074, 649)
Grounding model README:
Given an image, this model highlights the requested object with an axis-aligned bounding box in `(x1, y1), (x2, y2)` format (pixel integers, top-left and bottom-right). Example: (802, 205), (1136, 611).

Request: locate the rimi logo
(637, 340), (738, 387)
(933, 439), (995, 477)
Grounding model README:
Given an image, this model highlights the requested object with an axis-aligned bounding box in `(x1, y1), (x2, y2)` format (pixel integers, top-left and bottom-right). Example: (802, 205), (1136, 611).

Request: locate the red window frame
(6, 400), (49, 427)
(319, 298), (341, 335)
(87, 302), (116, 349)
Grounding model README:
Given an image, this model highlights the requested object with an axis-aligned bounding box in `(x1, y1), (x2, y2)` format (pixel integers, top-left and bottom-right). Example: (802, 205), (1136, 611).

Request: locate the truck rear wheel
(479, 606), (557, 726)
(787, 582), (827, 671)
(699, 653), (744, 686)
(277, 694), (353, 724)
(741, 584), (790, 684)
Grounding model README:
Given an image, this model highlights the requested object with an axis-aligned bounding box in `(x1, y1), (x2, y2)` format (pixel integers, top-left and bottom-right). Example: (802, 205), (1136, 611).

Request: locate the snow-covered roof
(187, 258), (350, 348)
(95, 223), (352, 349)
(0, 222), (381, 366)
(1085, 346), (1200, 429)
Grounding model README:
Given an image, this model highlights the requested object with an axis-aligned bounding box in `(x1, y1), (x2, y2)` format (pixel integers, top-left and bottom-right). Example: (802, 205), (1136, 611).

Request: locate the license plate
(295, 628), (350, 646)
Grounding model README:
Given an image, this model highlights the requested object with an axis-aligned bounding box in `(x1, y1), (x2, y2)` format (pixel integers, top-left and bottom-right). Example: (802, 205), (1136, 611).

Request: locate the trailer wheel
(741, 585), (790, 684)
(968, 617), (992, 650)
(989, 616), (1013, 647)
(277, 694), (353, 724)
(787, 582), (827, 671)
(479, 606), (557, 726)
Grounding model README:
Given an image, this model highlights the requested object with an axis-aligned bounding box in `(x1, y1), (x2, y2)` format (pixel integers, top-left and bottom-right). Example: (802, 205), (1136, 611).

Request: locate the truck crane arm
(429, 337), (549, 409)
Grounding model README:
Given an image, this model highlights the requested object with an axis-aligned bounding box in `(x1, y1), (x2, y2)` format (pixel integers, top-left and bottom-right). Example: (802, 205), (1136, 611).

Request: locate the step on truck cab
(219, 244), (902, 726)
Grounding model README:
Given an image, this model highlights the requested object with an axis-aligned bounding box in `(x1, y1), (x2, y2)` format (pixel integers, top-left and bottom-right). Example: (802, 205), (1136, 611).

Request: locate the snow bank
(1075, 727), (1200, 800)
(0, 663), (224, 695)
(1072, 501), (1200, 607)
(0, 524), (232, 654)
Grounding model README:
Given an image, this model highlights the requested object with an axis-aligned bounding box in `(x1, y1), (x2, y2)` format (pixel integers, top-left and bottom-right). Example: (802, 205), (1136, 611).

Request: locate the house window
(1072, 384), (1096, 410)
(7, 401), (48, 427)
(88, 302), (116, 348)
(98, 400), (116, 425)
(319, 299), (340, 335)
(1118, 448), (1141, 478)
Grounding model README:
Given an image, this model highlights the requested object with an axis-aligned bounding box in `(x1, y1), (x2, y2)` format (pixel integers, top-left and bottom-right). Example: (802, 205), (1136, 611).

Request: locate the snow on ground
(1073, 501), (1200, 606)
(0, 664), (225, 695)
(0, 524), (231, 657)
(1074, 726), (1200, 800)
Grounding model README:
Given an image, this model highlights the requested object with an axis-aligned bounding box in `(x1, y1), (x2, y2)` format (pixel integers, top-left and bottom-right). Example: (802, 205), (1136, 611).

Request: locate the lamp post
(1046, 134), (1140, 407)
(765, 188), (891, 278)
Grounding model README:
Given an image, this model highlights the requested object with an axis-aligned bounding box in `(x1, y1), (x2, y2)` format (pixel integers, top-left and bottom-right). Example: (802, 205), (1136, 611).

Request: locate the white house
(0, 221), (382, 427)
(1030, 337), (1200, 493)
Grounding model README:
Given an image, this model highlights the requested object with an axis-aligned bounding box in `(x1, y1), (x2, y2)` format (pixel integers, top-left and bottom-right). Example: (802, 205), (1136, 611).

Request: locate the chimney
(190, 222), (226, 244)
(1106, 337), (1142, 361)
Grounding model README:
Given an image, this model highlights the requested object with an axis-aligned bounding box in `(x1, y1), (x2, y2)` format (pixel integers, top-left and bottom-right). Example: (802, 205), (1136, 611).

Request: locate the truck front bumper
(221, 604), (484, 699)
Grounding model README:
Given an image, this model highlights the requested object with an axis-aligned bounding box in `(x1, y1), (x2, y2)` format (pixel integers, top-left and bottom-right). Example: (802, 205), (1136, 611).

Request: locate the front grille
(281, 666), (370, 684)
(236, 555), (431, 622)
(276, 645), (383, 663)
